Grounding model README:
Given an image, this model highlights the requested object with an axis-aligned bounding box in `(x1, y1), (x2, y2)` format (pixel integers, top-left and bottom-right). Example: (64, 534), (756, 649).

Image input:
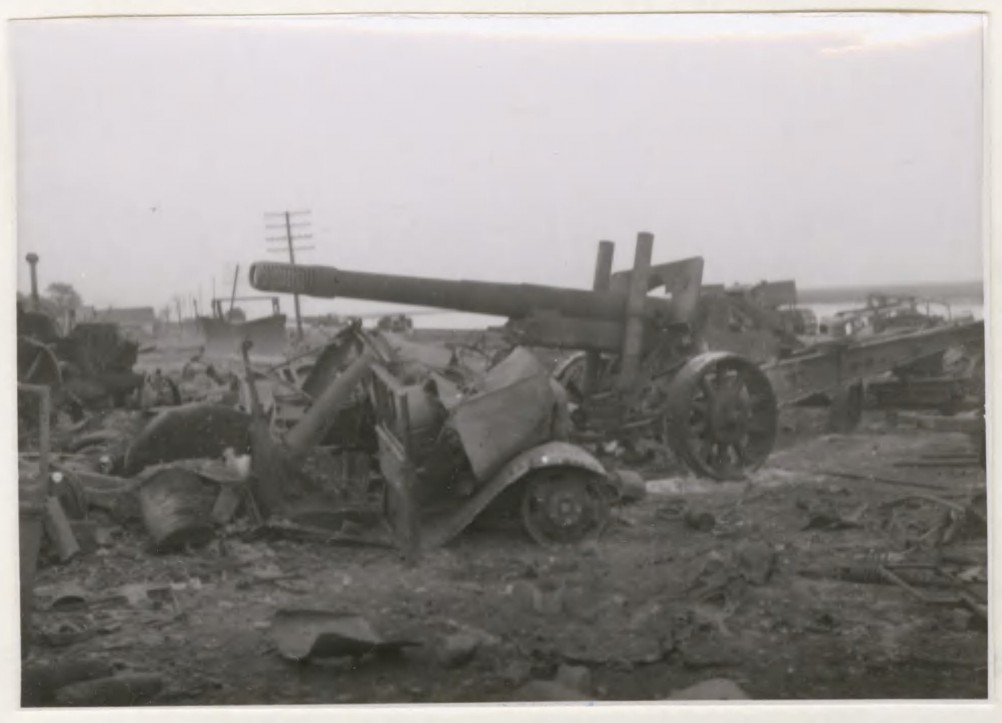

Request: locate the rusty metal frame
(367, 363), (420, 560)
(763, 321), (985, 407)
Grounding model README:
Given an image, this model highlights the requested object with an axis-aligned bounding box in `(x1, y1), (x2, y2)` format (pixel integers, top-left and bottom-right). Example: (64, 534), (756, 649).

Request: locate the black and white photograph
(7, 4), (994, 710)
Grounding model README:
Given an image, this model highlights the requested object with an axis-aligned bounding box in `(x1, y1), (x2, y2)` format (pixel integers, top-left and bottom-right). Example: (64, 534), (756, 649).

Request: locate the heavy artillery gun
(249, 232), (780, 481)
(250, 231), (985, 483)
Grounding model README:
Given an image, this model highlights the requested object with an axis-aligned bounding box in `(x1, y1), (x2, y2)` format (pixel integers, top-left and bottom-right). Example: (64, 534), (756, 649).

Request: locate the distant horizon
(795, 278), (983, 304)
(17, 274), (985, 313)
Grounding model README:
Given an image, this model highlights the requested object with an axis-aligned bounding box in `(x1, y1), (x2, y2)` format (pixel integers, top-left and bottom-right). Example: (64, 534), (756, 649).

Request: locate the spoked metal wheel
(520, 468), (611, 546)
(552, 353), (588, 398)
(664, 352), (778, 481)
(552, 352), (616, 399)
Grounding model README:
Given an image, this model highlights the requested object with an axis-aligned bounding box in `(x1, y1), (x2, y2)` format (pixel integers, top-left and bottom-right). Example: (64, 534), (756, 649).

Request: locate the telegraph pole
(264, 210), (313, 341)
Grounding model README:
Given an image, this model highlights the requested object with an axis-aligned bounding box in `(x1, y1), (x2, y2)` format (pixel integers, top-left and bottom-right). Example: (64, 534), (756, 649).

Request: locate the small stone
(554, 664), (592, 694)
(669, 678), (750, 700)
(438, 632), (480, 669)
(512, 680), (588, 702)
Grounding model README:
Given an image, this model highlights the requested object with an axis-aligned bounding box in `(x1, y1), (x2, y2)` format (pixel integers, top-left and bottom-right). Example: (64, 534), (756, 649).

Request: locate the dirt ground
(24, 406), (988, 705)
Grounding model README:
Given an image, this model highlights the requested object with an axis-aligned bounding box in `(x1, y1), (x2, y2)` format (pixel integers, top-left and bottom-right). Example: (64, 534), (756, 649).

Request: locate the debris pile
(16, 241), (986, 705)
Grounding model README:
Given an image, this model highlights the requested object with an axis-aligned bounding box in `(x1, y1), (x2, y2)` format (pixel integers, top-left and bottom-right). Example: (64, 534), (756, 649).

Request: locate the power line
(264, 210), (313, 341)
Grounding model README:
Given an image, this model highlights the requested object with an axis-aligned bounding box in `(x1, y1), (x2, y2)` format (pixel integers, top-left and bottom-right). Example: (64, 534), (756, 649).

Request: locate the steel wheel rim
(666, 353), (777, 481)
(521, 469), (609, 546)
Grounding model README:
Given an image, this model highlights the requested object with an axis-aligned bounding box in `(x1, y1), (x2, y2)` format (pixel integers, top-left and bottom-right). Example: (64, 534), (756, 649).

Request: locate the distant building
(81, 306), (158, 337)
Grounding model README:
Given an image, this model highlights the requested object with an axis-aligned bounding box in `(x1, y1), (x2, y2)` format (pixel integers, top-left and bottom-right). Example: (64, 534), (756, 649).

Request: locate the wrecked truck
(370, 345), (615, 550)
(116, 324), (616, 552)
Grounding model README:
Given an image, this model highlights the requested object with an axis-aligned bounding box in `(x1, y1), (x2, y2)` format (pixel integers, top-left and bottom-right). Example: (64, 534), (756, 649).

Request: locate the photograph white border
(0, 1), (996, 721)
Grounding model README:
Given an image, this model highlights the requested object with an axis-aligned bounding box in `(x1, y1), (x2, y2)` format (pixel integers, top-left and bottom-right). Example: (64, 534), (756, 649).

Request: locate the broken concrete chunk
(669, 677), (750, 700)
(269, 609), (417, 662)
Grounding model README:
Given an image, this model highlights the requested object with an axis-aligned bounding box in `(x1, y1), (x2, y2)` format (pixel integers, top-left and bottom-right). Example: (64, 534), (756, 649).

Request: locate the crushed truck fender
(419, 440), (609, 550)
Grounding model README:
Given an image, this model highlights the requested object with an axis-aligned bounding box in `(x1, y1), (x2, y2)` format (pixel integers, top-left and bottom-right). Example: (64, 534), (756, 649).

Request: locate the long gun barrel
(249, 233), (704, 357)
(248, 262), (680, 323)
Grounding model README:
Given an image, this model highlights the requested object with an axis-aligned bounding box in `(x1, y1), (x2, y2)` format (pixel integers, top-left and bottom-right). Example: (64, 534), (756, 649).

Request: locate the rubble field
(24, 407), (988, 704)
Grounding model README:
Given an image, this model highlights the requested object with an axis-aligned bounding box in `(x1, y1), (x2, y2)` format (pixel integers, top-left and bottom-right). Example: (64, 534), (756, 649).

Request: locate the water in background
(807, 300), (983, 323)
(410, 299), (984, 330)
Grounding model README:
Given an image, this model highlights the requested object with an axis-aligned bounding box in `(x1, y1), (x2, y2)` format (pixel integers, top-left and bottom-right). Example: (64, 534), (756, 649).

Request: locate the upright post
(264, 210), (313, 343)
(284, 212), (305, 341)
(229, 265), (240, 316)
(618, 232), (654, 390)
(584, 241), (615, 393)
(25, 254), (40, 311)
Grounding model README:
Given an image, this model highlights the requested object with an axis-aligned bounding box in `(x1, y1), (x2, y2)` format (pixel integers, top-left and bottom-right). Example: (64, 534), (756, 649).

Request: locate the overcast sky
(11, 12), (985, 316)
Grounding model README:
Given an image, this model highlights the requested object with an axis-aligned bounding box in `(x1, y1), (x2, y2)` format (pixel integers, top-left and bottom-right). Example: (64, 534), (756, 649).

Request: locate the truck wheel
(520, 468), (610, 546)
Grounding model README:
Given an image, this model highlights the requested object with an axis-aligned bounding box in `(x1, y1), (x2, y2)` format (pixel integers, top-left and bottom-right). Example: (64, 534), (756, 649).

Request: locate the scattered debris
(15, 248), (987, 704)
(800, 501), (868, 531)
(122, 404), (252, 476)
(137, 467), (216, 554)
(268, 609), (417, 663)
